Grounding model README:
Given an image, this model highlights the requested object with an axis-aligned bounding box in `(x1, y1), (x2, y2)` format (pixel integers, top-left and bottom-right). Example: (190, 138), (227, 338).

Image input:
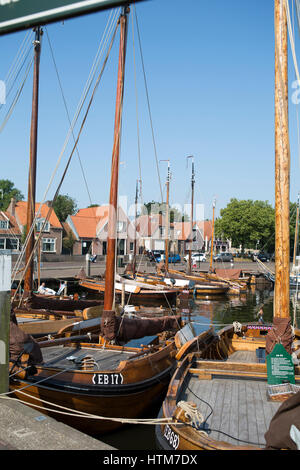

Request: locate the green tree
(62, 230), (75, 255)
(142, 201), (189, 223)
(52, 194), (77, 222)
(0, 179), (24, 211)
(215, 198), (275, 253)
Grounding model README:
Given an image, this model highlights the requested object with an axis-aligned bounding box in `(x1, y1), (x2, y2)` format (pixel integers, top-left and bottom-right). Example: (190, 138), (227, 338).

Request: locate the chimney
(10, 198), (16, 217)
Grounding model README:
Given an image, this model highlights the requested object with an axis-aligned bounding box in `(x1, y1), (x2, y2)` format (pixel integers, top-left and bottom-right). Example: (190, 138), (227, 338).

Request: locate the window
(130, 242), (134, 251)
(36, 218), (50, 232)
(42, 238), (56, 253)
(117, 221), (126, 232)
(0, 220), (8, 229)
(0, 238), (19, 251)
(6, 239), (19, 250)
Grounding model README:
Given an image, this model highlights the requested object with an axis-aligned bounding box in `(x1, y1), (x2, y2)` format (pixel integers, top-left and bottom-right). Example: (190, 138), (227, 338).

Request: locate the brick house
(65, 205), (136, 256)
(135, 214), (177, 253)
(6, 199), (63, 256)
(0, 210), (22, 253)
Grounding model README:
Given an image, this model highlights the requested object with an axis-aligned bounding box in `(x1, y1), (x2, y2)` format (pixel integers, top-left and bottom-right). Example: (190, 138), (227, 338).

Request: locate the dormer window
(36, 218), (50, 232)
(0, 220), (8, 229)
(117, 221), (126, 232)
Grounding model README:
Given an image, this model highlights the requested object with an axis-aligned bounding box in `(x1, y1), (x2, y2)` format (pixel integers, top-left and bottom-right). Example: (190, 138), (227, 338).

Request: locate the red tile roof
(68, 205), (110, 239)
(0, 211), (21, 235)
(13, 201), (62, 229)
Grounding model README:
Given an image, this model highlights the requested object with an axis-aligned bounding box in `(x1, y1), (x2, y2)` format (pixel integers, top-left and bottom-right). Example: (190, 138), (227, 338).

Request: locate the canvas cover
(100, 310), (181, 343)
(266, 317), (293, 355)
(264, 391), (300, 450)
(214, 268), (242, 280)
(9, 321), (43, 365)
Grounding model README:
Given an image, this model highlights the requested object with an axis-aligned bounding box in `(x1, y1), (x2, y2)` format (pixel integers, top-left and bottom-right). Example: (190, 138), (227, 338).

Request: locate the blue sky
(1, 0), (300, 220)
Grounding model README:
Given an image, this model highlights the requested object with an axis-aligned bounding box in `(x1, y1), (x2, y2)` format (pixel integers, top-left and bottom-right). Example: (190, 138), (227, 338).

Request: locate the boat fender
(233, 321), (242, 333)
(188, 280), (195, 288)
(176, 401), (207, 433)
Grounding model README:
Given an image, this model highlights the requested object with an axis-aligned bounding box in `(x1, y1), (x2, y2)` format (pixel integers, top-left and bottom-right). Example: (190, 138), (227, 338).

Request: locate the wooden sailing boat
(155, 0), (300, 450)
(78, 274), (178, 307)
(9, 6), (186, 435)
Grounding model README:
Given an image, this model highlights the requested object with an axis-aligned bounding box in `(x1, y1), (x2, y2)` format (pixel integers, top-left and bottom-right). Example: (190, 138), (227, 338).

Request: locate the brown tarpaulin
(264, 391), (300, 450)
(9, 321), (43, 365)
(265, 317), (293, 355)
(214, 268), (242, 280)
(101, 310), (181, 343)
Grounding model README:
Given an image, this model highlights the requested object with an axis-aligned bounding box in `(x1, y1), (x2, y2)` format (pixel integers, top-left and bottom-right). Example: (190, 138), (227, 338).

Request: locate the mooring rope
(0, 391), (172, 426)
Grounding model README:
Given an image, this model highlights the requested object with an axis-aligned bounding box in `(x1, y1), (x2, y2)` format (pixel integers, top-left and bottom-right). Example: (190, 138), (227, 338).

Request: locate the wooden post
(0, 254), (11, 394)
(24, 27), (41, 296)
(85, 253), (91, 277)
(121, 283), (125, 308)
(274, 0), (290, 320)
(104, 7), (128, 312)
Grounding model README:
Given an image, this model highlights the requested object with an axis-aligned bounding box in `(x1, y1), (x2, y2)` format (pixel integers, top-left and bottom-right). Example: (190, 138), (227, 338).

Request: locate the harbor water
(98, 286), (300, 450)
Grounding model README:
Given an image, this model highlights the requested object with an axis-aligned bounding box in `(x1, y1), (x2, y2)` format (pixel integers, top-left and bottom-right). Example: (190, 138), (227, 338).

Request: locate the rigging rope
(133, 4), (163, 203)
(12, 18), (120, 300)
(11, 11), (120, 287)
(45, 27), (94, 207)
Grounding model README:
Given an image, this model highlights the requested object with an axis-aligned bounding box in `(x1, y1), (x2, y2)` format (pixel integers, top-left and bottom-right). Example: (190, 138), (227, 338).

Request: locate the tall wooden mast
(165, 161), (170, 272)
(266, 0), (292, 354)
(187, 156), (195, 274)
(209, 198), (216, 273)
(24, 27), (41, 295)
(132, 179), (139, 277)
(274, 0), (290, 320)
(104, 7), (129, 312)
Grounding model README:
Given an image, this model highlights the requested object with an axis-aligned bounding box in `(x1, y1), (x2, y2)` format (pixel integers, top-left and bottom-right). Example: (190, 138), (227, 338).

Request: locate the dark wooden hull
(28, 293), (103, 311)
(10, 340), (177, 435)
(79, 279), (178, 307)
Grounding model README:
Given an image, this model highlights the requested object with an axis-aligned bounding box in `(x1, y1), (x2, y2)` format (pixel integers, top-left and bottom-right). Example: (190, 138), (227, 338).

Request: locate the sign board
(267, 343), (295, 385)
(0, 254), (11, 292)
(0, 0), (143, 36)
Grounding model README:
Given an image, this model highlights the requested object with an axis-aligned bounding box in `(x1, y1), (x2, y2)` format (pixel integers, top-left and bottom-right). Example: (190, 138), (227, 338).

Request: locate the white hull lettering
(163, 424), (180, 450)
(92, 373), (124, 385)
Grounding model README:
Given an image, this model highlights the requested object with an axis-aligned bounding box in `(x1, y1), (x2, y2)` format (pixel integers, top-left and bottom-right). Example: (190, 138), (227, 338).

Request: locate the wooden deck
(42, 346), (135, 370)
(178, 350), (281, 448)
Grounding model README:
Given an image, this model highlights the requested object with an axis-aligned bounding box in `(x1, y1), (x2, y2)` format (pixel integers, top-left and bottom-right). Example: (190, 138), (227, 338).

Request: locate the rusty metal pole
(104, 8), (128, 312)
(24, 27), (41, 296)
(274, 0), (290, 320)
